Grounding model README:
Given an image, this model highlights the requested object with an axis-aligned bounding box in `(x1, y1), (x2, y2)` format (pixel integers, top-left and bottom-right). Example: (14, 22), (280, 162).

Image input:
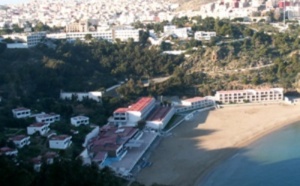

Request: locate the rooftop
(182, 97), (207, 103)
(36, 113), (59, 119)
(12, 107), (30, 112)
(29, 122), (48, 127)
(90, 125), (138, 152)
(128, 97), (154, 112)
(71, 116), (89, 120)
(10, 135), (29, 141)
(146, 106), (173, 122)
(114, 107), (129, 113)
(50, 135), (71, 141)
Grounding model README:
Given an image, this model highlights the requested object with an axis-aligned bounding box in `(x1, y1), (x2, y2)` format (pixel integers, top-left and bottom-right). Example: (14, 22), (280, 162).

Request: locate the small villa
(49, 135), (72, 150)
(27, 122), (50, 135)
(35, 113), (60, 124)
(9, 135), (30, 148)
(70, 116), (89, 127)
(12, 107), (31, 119)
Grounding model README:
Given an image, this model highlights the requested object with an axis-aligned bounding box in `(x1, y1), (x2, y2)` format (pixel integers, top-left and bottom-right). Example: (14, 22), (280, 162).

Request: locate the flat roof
(12, 107), (30, 112)
(182, 97), (206, 103)
(146, 106), (173, 122)
(29, 122), (48, 127)
(50, 135), (71, 141)
(36, 113), (59, 119)
(128, 97), (154, 112)
(71, 116), (89, 120)
(10, 135), (29, 141)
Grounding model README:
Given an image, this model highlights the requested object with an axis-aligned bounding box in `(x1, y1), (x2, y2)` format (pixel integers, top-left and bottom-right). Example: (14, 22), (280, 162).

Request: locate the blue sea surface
(201, 122), (300, 186)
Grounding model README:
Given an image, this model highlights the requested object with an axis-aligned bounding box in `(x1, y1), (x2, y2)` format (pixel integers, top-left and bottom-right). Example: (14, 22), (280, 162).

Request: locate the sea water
(201, 121), (300, 186)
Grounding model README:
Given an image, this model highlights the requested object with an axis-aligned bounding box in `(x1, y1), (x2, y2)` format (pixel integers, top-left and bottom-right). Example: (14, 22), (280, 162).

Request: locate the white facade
(27, 122), (50, 135)
(71, 116), (89, 127)
(113, 97), (156, 127)
(114, 28), (140, 42)
(176, 96), (215, 113)
(194, 31), (216, 41)
(36, 113), (60, 124)
(10, 135), (31, 148)
(66, 31), (113, 42)
(163, 25), (191, 38)
(146, 107), (175, 130)
(2, 32), (46, 48)
(163, 25), (177, 35)
(60, 91), (102, 102)
(49, 135), (72, 150)
(12, 107), (31, 119)
(215, 88), (284, 104)
(27, 32), (46, 47)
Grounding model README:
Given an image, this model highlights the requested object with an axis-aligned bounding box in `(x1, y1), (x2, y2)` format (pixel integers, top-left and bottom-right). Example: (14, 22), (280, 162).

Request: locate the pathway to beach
(136, 104), (300, 186)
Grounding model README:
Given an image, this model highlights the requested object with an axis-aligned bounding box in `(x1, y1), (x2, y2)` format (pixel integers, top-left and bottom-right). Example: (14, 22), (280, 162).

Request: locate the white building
(194, 31), (216, 41)
(27, 122), (50, 135)
(27, 32), (47, 47)
(49, 135), (72, 150)
(113, 97), (156, 127)
(163, 25), (191, 38)
(9, 135), (30, 148)
(146, 106), (175, 130)
(70, 116), (89, 127)
(2, 32), (46, 48)
(0, 147), (18, 156)
(36, 113), (60, 124)
(163, 25), (177, 35)
(176, 96), (215, 113)
(12, 107), (31, 119)
(215, 88), (284, 104)
(60, 91), (102, 102)
(113, 27), (140, 42)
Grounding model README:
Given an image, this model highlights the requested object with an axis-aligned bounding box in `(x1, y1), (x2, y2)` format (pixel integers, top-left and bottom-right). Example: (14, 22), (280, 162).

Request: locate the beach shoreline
(195, 114), (300, 186)
(136, 104), (300, 186)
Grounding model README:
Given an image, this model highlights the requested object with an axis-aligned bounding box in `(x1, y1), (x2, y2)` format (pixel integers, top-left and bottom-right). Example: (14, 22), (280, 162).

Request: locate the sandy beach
(136, 104), (300, 186)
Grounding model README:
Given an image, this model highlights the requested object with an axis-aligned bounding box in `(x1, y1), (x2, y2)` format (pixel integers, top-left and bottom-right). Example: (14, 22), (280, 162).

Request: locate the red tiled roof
(90, 125), (138, 152)
(128, 97), (154, 112)
(182, 97), (206, 103)
(114, 107), (128, 113)
(10, 135), (29, 141)
(146, 106), (173, 122)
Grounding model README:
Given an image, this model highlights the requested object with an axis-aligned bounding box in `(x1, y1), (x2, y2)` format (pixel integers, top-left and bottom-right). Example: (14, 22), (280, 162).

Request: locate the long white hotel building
(215, 88), (284, 104)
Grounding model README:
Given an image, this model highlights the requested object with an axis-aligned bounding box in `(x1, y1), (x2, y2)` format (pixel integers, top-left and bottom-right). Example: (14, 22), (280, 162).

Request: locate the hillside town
(2, 87), (292, 178)
(2, 0), (300, 185)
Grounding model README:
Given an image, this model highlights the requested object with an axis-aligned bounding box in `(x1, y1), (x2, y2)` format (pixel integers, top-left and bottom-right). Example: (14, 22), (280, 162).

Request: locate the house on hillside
(70, 116), (89, 127)
(49, 135), (72, 150)
(12, 107), (31, 118)
(9, 135), (30, 148)
(27, 122), (50, 135)
(35, 113), (60, 124)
